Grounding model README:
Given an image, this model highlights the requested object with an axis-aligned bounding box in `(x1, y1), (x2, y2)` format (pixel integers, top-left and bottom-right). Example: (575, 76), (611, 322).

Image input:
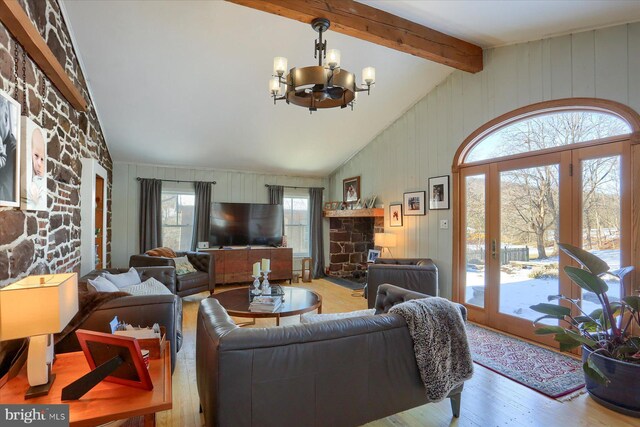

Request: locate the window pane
(467, 111), (631, 162)
(499, 164), (560, 324)
(581, 156), (622, 315)
(283, 195), (310, 256)
(465, 175), (486, 308)
(161, 190), (194, 251)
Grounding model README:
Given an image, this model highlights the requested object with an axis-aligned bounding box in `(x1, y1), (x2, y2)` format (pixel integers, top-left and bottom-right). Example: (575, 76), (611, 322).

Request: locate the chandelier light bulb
(273, 57), (288, 76)
(326, 49), (341, 69)
(269, 77), (281, 95)
(362, 66), (376, 85)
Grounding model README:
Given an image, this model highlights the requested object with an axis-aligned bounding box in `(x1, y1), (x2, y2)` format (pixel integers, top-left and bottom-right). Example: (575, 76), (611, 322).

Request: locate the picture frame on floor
(389, 203), (403, 227)
(428, 175), (450, 210)
(403, 191), (426, 216)
(367, 249), (381, 263)
(0, 89), (21, 208)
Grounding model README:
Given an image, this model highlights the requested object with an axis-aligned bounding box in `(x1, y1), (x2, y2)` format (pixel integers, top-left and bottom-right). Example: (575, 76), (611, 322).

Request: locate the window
(466, 110), (631, 163)
(283, 193), (310, 256)
(161, 190), (195, 251)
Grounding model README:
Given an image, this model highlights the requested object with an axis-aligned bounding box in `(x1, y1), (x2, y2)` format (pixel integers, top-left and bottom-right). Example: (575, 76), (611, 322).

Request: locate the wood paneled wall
(329, 23), (640, 299)
(111, 162), (326, 268)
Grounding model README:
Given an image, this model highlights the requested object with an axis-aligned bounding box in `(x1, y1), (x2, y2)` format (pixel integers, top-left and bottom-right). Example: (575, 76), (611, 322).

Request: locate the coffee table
(213, 286), (322, 326)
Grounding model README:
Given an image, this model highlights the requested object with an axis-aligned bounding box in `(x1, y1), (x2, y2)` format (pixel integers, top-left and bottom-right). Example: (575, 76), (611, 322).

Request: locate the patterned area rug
(466, 323), (585, 399)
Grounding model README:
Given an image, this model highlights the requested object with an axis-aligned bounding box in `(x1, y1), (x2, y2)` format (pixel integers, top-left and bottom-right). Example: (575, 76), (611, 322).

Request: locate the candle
(253, 262), (260, 277)
(261, 258), (270, 272)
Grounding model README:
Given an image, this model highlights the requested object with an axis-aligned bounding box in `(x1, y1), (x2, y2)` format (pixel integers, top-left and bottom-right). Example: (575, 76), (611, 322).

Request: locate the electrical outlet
(440, 219), (449, 229)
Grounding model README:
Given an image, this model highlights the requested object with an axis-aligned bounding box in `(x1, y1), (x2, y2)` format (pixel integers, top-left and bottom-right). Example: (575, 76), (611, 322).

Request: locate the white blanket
(389, 297), (473, 402)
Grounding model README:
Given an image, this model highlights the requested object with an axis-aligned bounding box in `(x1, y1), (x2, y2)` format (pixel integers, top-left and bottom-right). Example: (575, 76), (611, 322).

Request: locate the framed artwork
(0, 89), (21, 207)
(342, 176), (360, 203)
(389, 204), (403, 227)
(324, 201), (333, 210)
(75, 329), (153, 391)
(403, 191), (426, 216)
(429, 175), (450, 210)
(367, 249), (381, 263)
(21, 117), (47, 211)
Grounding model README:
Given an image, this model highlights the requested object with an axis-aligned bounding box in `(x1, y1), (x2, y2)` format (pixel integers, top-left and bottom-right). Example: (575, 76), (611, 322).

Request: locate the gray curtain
(139, 178), (162, 252)
(191, 181), (212, 251)
(268, 185), (285, 235)
(268, 185), (284, 205)
(309, 187), (325, 278)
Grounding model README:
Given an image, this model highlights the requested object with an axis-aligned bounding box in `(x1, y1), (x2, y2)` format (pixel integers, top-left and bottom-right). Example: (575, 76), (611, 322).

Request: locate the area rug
(465, 323), (585, 399)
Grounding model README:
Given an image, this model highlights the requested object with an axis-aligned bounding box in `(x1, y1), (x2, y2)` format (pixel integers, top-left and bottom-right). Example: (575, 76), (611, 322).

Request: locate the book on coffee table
(249, 296), (283, 312)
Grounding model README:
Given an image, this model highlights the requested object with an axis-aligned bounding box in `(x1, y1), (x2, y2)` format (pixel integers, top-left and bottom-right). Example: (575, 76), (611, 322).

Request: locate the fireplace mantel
(323, 208), (384, 218)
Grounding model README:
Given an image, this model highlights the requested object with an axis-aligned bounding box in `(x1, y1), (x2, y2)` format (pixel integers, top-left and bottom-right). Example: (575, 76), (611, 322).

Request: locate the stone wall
(0, 0), (112, 287)
(328, 217), (383, 278)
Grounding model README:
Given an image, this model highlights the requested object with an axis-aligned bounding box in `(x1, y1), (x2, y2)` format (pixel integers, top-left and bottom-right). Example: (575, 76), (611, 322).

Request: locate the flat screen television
(209, 202), (283, 247)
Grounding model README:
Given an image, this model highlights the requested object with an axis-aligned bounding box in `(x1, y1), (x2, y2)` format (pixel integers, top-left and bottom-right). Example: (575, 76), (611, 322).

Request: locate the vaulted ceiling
(61, 1), (640, 177)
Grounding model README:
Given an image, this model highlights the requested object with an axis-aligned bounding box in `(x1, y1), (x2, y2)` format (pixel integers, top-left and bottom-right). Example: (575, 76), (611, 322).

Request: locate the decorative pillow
(103, 267), (141, 289)
(87, 276), (120, 293)
(146, 247), (177, 258)
(173, 256), (198, 276)
(121, 277), (173, 296)
(300, 308), (376, 324)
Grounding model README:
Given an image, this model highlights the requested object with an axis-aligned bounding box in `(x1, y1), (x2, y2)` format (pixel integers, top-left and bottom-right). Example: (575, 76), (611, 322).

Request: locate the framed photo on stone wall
(428, 175), (450, 210)
(0, 89), (21, 207)
(403, 191), (426, 216)
(21, 117), (47, 211)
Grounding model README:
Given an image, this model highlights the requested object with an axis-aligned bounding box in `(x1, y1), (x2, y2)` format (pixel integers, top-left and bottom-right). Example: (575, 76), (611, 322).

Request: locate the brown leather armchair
(55, 267), (182, 372)
(366, 258), (438, 308)
(129, 251), (215, 297)
(196, 284), (466, 427)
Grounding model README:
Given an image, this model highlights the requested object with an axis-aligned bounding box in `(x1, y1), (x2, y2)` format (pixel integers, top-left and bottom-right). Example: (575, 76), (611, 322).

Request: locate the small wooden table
(214, 286), (322, 326)
(0, 342), (172, 427)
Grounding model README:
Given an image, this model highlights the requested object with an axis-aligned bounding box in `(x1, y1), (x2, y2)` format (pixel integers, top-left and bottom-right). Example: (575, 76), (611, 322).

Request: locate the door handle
(491, 239), (496, 260)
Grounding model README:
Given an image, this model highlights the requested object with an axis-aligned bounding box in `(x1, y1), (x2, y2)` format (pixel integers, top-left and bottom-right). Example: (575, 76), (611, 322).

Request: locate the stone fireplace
(328, 216), (384, 278)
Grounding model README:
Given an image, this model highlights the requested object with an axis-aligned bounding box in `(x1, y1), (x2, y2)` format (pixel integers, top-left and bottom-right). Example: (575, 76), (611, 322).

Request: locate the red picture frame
(75, 329), (153, 391)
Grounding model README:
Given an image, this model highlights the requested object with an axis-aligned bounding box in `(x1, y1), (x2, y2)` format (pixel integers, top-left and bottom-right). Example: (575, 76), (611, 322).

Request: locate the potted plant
(530, 243), (639, 416)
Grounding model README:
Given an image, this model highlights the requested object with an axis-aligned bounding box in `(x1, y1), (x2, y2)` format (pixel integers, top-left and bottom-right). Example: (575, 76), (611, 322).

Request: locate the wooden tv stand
(201, 247), (293, 285)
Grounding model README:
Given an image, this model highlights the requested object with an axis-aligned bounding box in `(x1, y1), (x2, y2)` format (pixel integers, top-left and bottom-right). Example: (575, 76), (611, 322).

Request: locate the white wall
(112, 162), (326, 268)
(329, 23), (640, 299)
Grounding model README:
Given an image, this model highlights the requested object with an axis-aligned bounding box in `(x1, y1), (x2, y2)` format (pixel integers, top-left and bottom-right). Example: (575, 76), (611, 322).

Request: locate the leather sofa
(366, 258), (438, 308)
(196, 284), (466, 427)
(129, 251), (215, 297)
(55, 267), (183, 372)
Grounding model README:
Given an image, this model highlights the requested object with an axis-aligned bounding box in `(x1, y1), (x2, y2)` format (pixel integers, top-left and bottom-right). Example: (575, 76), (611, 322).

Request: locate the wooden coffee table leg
(144, 413), (156, 427)
(318, 304), (322, 314)
(276, 314), (280, 326)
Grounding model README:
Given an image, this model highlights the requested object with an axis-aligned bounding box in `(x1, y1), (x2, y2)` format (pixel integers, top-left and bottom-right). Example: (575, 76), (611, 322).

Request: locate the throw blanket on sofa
(389, 297), (473, 402)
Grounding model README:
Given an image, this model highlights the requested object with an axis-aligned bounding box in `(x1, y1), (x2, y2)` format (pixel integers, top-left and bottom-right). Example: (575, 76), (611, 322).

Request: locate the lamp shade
(375, 233), (397, 248)
(326, 49), (341, 69)
(362, 66), (376, 85)
(0, 273), (78, 341)
(273, 56), (288, 76)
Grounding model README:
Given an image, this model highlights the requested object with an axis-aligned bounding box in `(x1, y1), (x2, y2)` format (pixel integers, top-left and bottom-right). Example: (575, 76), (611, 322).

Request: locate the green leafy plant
(530, 243), (639, 385)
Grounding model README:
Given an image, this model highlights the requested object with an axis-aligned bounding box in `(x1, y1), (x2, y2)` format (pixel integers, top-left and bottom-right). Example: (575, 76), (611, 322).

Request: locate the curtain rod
(265, 184), (324, 190)
(136, 177), (217, 185)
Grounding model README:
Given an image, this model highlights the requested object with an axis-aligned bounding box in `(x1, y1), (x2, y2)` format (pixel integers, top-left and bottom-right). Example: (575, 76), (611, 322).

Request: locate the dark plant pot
(582, 346), (640, 417)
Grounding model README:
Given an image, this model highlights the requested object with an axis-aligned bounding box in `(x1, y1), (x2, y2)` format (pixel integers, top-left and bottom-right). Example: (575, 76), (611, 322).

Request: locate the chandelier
(269, 18), (376, 112)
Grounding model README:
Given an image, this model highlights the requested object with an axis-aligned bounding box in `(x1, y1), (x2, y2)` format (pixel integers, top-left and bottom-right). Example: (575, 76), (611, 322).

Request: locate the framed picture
(403, 191), (426, 216)
(343, 176), (360, 203)
(367, 195), (377, 208)
(324, 201), (333, 210)
(367, 249), (381, 263)
(0, 89), (21, 207)
(75, 329), (153, 391)
(389, 204), (403, 227)
(429, 175), (450, 210)
(21, 117), (47, 211)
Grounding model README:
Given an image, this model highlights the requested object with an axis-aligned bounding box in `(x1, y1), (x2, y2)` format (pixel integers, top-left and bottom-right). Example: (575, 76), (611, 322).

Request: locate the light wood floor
(156, 279), (637, 427)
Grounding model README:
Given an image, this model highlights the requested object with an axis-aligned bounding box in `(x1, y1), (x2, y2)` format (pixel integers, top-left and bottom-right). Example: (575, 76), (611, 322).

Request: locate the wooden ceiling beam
(0, 0), (87, 111)
(226, 0), (483, 73)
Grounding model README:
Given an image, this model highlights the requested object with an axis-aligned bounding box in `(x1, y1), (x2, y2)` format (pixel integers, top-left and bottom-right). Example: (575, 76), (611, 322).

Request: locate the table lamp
(374, 232), (397, 257)
(0, 273), (78, 398)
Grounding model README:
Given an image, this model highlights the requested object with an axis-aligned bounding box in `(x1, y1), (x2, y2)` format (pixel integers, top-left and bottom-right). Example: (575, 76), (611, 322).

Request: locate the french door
(459, 142), (629, 344)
